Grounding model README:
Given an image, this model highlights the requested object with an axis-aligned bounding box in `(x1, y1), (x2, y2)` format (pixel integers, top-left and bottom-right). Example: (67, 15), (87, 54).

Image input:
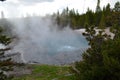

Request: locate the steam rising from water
(7, 16), (88, 65)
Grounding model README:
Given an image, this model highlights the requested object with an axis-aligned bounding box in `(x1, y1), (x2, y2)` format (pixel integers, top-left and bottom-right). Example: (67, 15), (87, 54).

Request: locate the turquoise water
(45, 33), (88, 55)
(24, 32), (88, 64)
(6, 17), (88, 64)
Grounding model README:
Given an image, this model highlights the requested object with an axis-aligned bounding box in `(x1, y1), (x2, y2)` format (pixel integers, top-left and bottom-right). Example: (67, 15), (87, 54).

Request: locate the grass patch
(13, 64), (76, 80)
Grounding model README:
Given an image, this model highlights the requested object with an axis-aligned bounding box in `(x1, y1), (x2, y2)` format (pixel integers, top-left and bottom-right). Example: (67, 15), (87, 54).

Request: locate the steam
(7, 16), (88, 65)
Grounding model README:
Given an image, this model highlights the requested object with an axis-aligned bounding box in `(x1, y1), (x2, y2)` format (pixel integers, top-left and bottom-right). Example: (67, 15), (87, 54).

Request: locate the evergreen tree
(96, 0), (101, 12)
(99, 12), (105, 29)
(54, 1), (119, 29)
(94, 11), (102, 26)
(85, 8), (94, 26)
(0, 0), (14, 79)
(56, 11), (60, 26)
(84, 8), (90, 26)
(0, 27), (13, 80)
(71, 24), (120, 80)
(106, 10), (120, 27)
(106, 3), (111, 14)
(104, 3), (112, 27)
(114, 1), (120, 12)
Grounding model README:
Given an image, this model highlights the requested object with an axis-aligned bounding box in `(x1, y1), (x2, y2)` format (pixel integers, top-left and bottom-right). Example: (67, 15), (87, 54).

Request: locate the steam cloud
(7, 16), (88, 65)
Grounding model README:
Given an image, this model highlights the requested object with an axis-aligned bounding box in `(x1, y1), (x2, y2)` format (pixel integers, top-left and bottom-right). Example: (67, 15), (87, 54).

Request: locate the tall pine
(0, 27), (13, 80)
(99, 12), (105, 29)
(71, 24), (120, 80)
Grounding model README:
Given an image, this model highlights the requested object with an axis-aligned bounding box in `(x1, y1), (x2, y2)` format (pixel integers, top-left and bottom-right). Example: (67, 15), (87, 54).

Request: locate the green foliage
(54, 2), (120, 79)
(96, 0), (101, 12)
(54, 1), (119, 29)
(114, 1), (120, 12)
(0, 27), (13, 80)
(99, 12), (105, 29)
(71, 23), (120, 80)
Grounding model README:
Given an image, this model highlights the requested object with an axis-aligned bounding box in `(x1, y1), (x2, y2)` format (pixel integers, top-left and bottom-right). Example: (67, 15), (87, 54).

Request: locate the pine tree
(71, 24), (120, 80)
(106, 3), (111, 14)
(96, 0), (101, 12)
(0, 27), (13, 80)
(99, 12), (105, 29)
(114, 1), (120, 12)
(104, 3), (112, 27)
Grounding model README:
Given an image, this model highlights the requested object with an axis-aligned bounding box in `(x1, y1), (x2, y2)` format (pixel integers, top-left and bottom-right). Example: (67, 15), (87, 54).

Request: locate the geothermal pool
(21, 33), (88, 65)
(4, 17), (88, 65)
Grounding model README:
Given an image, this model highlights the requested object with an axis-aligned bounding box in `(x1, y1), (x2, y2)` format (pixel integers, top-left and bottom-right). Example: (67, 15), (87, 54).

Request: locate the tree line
(54, 1), (120, 29)
(69, 1), (120, 80)
(0, 0), (119, 80)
